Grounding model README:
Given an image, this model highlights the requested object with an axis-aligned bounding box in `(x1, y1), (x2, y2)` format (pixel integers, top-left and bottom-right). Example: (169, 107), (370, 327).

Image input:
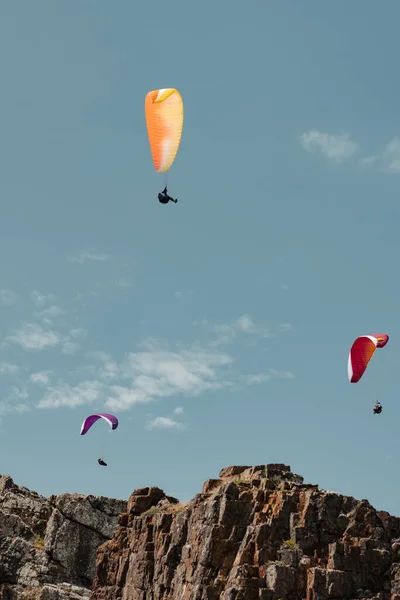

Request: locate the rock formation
(91, 464), (400, 600)
(0, 474), (126, 599)
(2, 464), (400, 599)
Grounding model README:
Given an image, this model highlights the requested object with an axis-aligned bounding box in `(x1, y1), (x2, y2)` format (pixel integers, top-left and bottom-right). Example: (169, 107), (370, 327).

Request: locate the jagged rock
(127, 486), (167, 515)
(38, 583), (91, 599)
(3, 465), (400, 599)
(0, 474), (126, 599)
(90, 464), (400, 600)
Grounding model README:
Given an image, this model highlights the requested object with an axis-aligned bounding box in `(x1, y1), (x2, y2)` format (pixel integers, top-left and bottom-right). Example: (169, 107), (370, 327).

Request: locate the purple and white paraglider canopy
(80, 413), (119, 436)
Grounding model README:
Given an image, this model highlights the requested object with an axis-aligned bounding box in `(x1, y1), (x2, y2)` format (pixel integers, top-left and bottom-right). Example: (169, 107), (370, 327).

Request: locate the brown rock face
(0, 474), (127, 599)
(90, 464), (400, 600)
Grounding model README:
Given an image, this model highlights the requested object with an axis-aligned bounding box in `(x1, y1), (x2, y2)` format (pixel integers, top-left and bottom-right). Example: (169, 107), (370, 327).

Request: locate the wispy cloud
(30, 291), (56, 307)
(0, 362), (20, 375)
(301, 130), (400, 175)
(279, 323), (292, 332)
(358, 138), (400, 173)
(30, 371), (52, 385)
(8, 385), (28, 401)
(37, 342), (234, 411)
(67, 252), (109, 264)
(0, 289), (17, 305)
(34, 338), (294, 413)
(69, 328), (86, 339)
(268, 368), (294, 379)
(359, 155), (379, 169)
(0, 306), (292, 417)
(0, 401), (30, 416)
(35, 305), (64, 325)
(300, 130), (359, 163)
(61, 341), (81, 355)
(146, 416), (186, 431)
(381, 137), (400, 173)
(8, 323), (62, 350)
(106, 346), (233, 410)
(211, 314), (271, 346)
(0, 384), (31, 417)
(244, 373), (271, 385)
(38, 380), (103, 409)
(115, 278), (132, 289)
(8, 320), (85, 355)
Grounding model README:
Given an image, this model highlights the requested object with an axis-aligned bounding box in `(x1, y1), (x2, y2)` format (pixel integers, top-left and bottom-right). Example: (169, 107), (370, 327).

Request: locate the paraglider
(373, 401), (382, 415)
(80, 414), (118, 466)
(80, 413), (119, 435)
(347, 334), (389, 383)
(145, 88), (184, 204)
(158, 186), (177, 204)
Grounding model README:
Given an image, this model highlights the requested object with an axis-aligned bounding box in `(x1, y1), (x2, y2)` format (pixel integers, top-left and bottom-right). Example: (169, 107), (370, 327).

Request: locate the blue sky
(1, 0), (400, 515)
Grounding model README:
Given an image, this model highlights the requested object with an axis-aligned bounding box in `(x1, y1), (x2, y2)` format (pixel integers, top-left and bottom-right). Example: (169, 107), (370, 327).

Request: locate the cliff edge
(91, 464), (400, 600)
(2, 464), (400, 599)
(0, 474), (126, 600)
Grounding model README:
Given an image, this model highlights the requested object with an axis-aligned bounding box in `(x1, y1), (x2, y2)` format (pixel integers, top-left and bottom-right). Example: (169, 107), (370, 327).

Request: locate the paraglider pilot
(98, 458), (107, 466)
(373, 401), (382, 414)
(158, 186), (177, 204)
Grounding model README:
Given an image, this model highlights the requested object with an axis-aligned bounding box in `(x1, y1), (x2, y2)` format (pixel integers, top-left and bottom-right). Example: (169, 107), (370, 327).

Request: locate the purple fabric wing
(80, 413), (119, 435)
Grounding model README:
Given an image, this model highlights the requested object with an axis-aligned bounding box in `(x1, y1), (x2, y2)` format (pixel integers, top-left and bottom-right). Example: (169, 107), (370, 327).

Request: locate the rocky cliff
(0, 474), (126, 600)
(91, 464), (400, 600)
(2, 465), (400, 600)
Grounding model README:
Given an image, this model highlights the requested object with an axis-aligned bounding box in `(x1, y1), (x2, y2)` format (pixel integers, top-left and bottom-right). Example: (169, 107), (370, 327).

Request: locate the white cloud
(0, 362), (20, 375)
(245, 373), (271, 385)
(300, 130), (359, 163)
(37, 343), (233, 411)
(268, 368), (294, 379)
(86, 352), (120, 381)
(38, 380), (103, 409)
(359, 155), (379, 169)
(0, 401), (30, 416)
(106, 347), (233, 411)
(8, 323), (62, 350)
(39, 305), (62, 318)
(105, 385), (147, 409)
(61, 341), (81, 355)
(357, 138), (400, 173)
(9, 385), (28, 401)
(115, 278), (132, 288)
(279, 323), (292, 332)
(67, 252), (109, 264)
(0, 385), (30, 416)
(88, 351), (110, 362)
(69, 328), (86, 338)
(0, 289), (17, 305)
(236, 315), (255, 333)
(99, 361), (120, 381)
(211, 314), (271, 346)
(146, 416), (186, 431)
(301, 132), (400, 175)
(31, 291), (56, 307)
(35, 305), (64, 325)
(25, 316), (290, 414)
(381, 137), (400, 173)
(30, 371), (52, 385)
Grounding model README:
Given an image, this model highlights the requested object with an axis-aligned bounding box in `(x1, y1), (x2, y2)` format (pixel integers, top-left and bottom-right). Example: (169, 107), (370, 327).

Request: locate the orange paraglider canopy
(145, 88), (184, 173)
